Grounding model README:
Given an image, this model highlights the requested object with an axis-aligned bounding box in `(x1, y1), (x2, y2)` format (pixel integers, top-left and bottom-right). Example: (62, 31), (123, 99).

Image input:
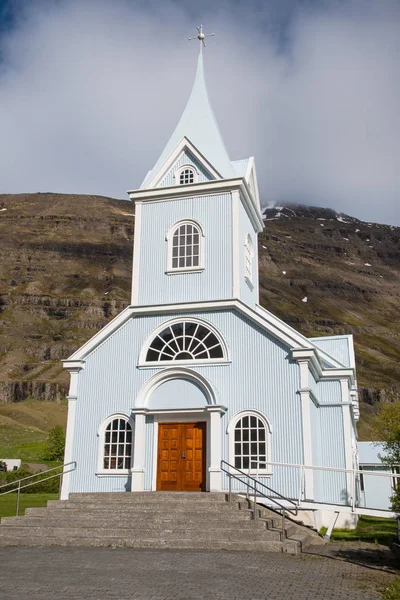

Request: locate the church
(60, 31), (360, 526)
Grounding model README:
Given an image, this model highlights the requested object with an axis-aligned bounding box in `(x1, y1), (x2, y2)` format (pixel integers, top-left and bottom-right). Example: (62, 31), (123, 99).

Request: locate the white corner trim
(131, 200), (142, 305)
(231, 190), (240, 298)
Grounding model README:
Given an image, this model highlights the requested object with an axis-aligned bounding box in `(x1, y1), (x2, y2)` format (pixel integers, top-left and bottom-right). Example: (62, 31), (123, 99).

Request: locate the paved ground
(0, 545), (397, 599)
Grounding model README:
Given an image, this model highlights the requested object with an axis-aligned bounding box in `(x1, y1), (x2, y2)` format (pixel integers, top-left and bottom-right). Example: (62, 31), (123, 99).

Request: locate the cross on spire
(188, 24), (215, 52)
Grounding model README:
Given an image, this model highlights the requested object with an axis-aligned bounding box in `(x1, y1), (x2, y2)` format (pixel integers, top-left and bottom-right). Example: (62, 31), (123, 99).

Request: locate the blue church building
(61, 42), (360, 526)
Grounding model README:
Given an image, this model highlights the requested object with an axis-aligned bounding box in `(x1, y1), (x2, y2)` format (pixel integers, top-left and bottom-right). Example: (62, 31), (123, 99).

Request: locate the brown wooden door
(157, 422), (206, 492)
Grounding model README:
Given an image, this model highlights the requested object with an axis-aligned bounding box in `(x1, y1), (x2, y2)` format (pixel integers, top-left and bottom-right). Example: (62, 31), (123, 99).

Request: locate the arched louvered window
(167, 220), (204, 272)
(229, 412), (272, 474)
(245, 235), (254, 283)
(179, 167), (195, 185)
(102, 417), (133, 471)
(145, 320), (225, 363)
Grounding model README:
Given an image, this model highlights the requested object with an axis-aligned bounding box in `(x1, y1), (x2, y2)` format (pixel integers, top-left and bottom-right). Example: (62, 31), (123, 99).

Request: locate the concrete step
(0, 525), (282, 543)
(21, 507), (253, 520)
(46, 500), (240, 511)
(0, 517), (268, 531)
(67, 492), (229, 503)
(0, 532), (299, 552)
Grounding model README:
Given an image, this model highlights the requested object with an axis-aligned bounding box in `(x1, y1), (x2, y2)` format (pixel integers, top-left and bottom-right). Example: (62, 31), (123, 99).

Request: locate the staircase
(0, 492), (324, 553)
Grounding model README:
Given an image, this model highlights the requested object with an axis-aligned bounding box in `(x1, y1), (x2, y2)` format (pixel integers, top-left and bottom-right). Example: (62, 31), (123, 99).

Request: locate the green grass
(320, 515), (398, 545)
(382, 579), (400, 600)
(0, 493), (58, 518)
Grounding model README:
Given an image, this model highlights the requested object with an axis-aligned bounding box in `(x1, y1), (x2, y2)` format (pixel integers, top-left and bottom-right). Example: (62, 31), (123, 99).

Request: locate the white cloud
(0, 0), (399, 225)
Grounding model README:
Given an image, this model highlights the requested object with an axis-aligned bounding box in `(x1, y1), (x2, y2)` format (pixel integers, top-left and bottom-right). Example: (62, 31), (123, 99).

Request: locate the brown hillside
(0, 193), (399, 439)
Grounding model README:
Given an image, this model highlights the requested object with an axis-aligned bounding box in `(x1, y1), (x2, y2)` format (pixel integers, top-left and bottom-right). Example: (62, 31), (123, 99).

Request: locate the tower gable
(143, 137), (221, 189)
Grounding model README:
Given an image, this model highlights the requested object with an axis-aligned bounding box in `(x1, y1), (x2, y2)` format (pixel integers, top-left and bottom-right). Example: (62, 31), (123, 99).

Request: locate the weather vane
(189, 24), (215, 51)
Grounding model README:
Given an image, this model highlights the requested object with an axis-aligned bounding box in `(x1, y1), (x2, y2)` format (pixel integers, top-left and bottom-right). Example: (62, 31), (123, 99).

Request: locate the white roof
(141, 52), (235, 188)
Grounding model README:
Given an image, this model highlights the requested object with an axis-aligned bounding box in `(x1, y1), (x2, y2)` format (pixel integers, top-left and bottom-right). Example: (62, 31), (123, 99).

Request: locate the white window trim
(227, 410), (272, 476)
(244, 234), (254, 289)
(166, 219), (205, 274)
(138, 316), (229, 366)
(96, 412), (134, 476)
(174, 164), (199, 186)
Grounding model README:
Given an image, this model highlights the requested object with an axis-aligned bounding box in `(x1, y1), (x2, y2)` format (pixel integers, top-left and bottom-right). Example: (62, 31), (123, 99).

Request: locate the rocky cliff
(0, 193), (399, 438)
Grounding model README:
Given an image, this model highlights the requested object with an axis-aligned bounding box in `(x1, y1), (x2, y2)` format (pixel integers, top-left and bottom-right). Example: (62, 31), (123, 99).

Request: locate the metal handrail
(0, 461), (77, 516)
(221, 460), (298, 540)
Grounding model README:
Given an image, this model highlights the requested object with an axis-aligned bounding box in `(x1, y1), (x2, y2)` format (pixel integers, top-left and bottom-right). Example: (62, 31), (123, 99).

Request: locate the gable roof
(141, 52), (235, 189)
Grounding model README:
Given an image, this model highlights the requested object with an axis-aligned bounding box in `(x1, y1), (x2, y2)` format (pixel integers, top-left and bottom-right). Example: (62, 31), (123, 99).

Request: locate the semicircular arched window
(145, 321), (225, 363)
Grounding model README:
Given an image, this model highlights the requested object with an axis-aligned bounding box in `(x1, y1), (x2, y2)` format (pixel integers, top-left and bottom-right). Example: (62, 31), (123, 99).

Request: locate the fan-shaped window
(103, 417), (132, 470)
(167, 220), (204, 272)
(179, 167), (195, 185)
(146, 321), (225, 363)
(229, 412), (271, 474)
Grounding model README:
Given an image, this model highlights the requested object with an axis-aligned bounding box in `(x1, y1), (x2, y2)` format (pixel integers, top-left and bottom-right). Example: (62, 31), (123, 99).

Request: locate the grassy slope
(320, 515), (398, 545)
(0, 399), (68, 461)
(0, 493), (58, 518)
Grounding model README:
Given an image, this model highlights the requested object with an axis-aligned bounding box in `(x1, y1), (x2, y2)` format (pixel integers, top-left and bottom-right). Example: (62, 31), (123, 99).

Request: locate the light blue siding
(70, 308), (349, 503)
(137, 194), (232, 305)
(70, 309), (304, 496)
(239, 198), (258, 308)
(310, 402), (347, 504)
(158, 151), (214, 187)
(148, 379), (209, 409)
(310, 336), (352, 367)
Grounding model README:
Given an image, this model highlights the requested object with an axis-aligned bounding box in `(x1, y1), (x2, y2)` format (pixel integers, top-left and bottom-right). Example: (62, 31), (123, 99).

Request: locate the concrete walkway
(1, 545), (397, 599)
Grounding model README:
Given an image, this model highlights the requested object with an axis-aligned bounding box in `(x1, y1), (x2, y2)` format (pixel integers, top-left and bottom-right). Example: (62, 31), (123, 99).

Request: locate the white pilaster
(208, 407), (223, 492)
(131, 410), (146, 491)
(131, 200), (142, 305)
(340, 378), (355, 504)
(297, 359), (314, 500)
(231, 190), (240, 299)
(60, 365), (83, 500)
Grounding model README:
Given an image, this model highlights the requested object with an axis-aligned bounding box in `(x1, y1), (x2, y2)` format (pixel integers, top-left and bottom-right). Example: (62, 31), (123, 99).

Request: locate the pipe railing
(0, 462), (77, 516)
(221, 460), (298, 540)
(221, 458), (400, 513)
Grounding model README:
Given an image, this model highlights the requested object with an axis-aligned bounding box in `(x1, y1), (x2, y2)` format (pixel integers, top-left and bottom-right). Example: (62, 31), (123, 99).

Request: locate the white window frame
(138, 316), (229, 367)
(228, 410), (272, 476)
(244, 234), (254, 289)
(174, 164), (199, 186)
(166, 219), (205, 274)
(96, 413), (134, 476)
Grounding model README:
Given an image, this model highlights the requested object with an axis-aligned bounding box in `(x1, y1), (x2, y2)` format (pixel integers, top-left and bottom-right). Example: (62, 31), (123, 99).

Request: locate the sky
(0, 0), (399, 225)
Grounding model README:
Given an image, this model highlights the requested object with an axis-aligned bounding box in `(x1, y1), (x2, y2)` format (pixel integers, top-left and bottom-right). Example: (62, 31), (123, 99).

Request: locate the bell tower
(128, 27), (264, 309)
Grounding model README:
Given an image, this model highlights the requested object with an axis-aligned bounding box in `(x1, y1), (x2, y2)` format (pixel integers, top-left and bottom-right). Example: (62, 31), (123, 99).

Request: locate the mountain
(0, 193), (399, 439)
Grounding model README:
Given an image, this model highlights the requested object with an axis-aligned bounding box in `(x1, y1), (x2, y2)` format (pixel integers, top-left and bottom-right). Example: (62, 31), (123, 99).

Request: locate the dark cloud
(0, 0), (399, 225)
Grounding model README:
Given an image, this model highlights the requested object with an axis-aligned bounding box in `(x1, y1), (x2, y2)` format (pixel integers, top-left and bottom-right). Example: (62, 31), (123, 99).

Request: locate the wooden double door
(156, 422), (206, 491)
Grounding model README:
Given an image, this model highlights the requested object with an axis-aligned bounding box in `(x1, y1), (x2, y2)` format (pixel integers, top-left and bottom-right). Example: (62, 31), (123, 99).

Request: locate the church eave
(128, 178), (264, 233)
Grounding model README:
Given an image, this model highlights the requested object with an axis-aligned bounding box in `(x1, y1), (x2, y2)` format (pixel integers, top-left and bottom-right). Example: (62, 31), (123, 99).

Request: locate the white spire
(141, 37), (234, 188)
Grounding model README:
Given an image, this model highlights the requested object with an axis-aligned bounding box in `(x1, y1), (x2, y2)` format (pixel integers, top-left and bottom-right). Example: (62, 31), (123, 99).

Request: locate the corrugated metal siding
(71, 308), (348, 503)
(310, 337), (350, 367)
(138, 195), (232, 305)
(158, 151), (214, 187)
(310, 403), (347, 504)
(316, 380), (342, 404)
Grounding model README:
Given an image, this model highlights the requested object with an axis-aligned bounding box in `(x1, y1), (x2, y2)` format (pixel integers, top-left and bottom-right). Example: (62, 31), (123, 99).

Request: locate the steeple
(141, 48), (235, 188)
